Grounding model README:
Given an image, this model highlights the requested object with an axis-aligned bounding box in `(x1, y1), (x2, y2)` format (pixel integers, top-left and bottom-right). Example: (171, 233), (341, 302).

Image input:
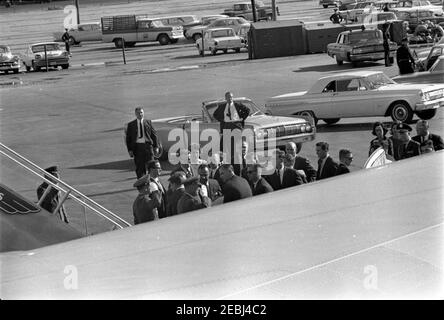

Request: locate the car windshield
(32, 44), (60, 52)
(212, 29), (235, 37)
(366, 73), (395, 88)
(206, 100), (264, 121)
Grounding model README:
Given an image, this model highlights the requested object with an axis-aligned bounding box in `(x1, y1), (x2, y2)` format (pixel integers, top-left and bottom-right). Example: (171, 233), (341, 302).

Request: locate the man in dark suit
(171, 149), (194, 178)
(125, 107), (160, 179)
(336, 149), (353, 176)
(147, 160), (167, 219)
(315, 142), (339, 180)
(246, 163), (273, 196)
(212, 92), (250, 167)
(218, 164), (252, 203)
(165, 172), (186, 217)
(264, 150), (305, 190)
(198, 164), (222, 202)
(412, 120), (444, 152)
(285, 141), (317, 183)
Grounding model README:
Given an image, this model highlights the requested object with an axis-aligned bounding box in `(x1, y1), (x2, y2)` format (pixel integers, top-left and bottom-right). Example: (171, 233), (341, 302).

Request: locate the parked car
(53, 22), (102, 45)
(319, 0), (351, 9)
(327, 29), (397, 66)
(151, 97), (316, 160)
(355, 11), (398, 24)
(22, 42), (69, 72)
(393, 55), (444, 83)
(394, 0), (443, 16)
(265, 70), (444, 124)
(339, 1), (377, 22)
(394, 8), (443, 30)
(221, 1), (276, 21)
(155, 15), (199, 28)
(196, 28), (246, 55)
(0, 45), (20, 74)
(183, 15), (229, 41)
(184, 17), (250, 42)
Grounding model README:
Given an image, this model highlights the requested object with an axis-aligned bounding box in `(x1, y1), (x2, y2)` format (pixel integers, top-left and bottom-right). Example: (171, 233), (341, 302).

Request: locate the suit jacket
(201, 178), (222, 201)
(398, 140), (421, 160)
(293, 155), (317, 183)
(316, 156), (339, 180)
(222, 175), (252, 203)
(264, 167), (304, 191)
(150, 178), (167, 218)
(125, 118), (159, 153)
(412, 133), (444, 151)
(212, 101), (250, 132)
(336, 163), (350, 176)
(165, 187), (185, 217)
(250, 178), (273, 196)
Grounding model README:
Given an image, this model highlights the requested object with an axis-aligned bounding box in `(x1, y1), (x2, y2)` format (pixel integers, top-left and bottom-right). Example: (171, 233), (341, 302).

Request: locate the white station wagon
(196, 27), (246, 55)
(265, 71), (444, 124)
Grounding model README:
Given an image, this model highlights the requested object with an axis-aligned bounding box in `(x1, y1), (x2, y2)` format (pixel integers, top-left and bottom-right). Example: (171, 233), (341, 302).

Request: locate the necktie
(317, 158), (323, 178)
(227, 104), (231, 120)
(138, 120), (143, 139)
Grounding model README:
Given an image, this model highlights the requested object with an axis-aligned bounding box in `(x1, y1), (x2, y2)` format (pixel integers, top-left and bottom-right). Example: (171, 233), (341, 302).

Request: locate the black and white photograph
(0, 0), (443, 301)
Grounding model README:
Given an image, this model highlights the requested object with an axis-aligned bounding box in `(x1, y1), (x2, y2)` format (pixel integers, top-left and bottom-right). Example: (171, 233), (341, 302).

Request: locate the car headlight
(420, 91), (430, 101)
(35, 54), (42, 59)
(352, 48), (363, 54)
(214, 41), (218, 46)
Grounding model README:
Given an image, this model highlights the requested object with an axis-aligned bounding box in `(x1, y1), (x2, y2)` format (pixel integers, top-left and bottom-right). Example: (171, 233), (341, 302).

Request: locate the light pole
(74, 0), (80, 25)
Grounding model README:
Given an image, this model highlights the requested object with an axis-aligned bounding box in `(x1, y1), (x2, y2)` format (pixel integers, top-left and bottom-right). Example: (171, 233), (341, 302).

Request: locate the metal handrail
(0, 143), (131, 229)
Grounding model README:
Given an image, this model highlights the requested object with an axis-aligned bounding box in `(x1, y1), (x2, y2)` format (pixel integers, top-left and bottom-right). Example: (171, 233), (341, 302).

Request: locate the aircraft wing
(1, 152), (443, 299)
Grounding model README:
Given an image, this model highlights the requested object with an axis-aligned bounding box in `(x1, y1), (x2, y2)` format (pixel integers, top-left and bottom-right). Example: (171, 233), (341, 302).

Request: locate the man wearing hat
(176, 177), (211, 214)
(394, 123), (421, 160)
(132, 174), (161, 224)
(165, 171), (186, 217)
(396, 38), (416, 75)
(329, 8), (343, 24)
(37, 166), (68, 222)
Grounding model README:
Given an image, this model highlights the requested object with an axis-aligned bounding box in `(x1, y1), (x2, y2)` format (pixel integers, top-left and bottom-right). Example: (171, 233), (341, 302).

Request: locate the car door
(91, 24), (102, 41)
(332, 78), (375, 117)
(329, 33), (343, 57)
(137, 20), (156, 41)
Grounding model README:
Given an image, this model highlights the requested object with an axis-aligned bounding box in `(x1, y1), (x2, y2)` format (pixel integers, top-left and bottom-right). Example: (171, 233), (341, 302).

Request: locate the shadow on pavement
(294, 62), (381, 73)
(316, 122), (380, 133)
(71, 159), (133, 171)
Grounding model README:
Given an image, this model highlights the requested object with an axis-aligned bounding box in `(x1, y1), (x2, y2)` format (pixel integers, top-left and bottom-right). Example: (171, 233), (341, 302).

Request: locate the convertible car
(393, 55), (444, 84)
(152, 97), (316, 160)
(265, 71), (444, 124)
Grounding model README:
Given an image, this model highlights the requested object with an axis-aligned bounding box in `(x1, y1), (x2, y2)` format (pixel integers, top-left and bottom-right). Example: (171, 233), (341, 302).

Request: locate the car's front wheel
(68, 36), (77, 46)
(210, 48), (217, 55)
(323, 5), (328, 8)
(296, 110), (318, 126)
(234, 48), (241, 53)
(416, 109), (437, 120)
(61, 64), (69, 70)
(158, 34), (170, 45)
(390, 101), (413, 123)
(24, 63), (31, 72)
(114, 38), (124, 48)
(323, 118), (340, 125)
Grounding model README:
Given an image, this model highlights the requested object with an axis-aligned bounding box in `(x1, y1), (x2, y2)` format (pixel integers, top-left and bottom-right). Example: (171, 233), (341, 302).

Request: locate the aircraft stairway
(0, 142), (131, 252)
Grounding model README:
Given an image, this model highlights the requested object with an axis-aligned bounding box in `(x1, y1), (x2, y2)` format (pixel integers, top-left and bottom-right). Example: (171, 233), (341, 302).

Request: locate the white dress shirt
(224, 102), (240, 122)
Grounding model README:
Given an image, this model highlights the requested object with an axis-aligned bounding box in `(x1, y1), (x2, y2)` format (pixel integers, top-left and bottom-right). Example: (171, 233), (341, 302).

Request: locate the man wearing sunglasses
(336, 149), (353, 176)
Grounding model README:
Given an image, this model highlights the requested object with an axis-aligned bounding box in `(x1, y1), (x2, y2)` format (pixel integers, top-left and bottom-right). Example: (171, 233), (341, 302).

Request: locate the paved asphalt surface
(1, 1), (443, 234)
